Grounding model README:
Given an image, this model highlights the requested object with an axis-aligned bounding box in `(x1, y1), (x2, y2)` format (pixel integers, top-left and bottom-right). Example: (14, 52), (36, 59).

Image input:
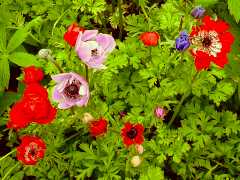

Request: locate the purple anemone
(75, 30), (116, 69)
(51, 72), (90, 109)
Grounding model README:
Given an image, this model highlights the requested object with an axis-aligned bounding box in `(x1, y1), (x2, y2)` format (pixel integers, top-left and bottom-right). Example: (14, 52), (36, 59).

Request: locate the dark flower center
(91, 49), (98, 56)
(64, 82), (80, 99)
(29, 148), (37, 157)
(202, 37), (211, 47)
(127, 128), (138, 139)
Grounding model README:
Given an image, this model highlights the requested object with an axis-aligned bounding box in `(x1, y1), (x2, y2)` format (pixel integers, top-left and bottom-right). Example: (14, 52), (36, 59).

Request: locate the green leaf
(194, 0), (219, 7)
(0, 58), (10, 90)
(9, 52), (40, 67)
(140, 167), (164, 180)
(228, 0), (240, 23)
(0, 24), (7, 52)
(209, 81), (235, 106)
(7, 28), (28, 53)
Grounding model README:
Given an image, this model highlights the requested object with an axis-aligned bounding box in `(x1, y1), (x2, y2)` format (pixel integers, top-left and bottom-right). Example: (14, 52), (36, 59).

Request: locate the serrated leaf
(9, 52), (40, 67)
(7, 28), (28, 53)
(228, 0), (240, 23)
(209, 82), (235, 106)
(0, 58), (10, 90)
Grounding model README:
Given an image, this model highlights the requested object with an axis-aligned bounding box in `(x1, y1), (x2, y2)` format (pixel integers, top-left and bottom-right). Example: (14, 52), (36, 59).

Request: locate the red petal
(193, 51), (211, 71)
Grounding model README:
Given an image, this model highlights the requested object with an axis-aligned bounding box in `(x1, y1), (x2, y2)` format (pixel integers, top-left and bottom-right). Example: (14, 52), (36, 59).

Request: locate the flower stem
(48, 56), (64, 73)
(168, 91), (190, 127)
(0, 149), (16, 162)
(118, 0), (123, 40)
(85, 64), (89, 82)
(140, 5), (150, 22)
(64, 132), (81, 142)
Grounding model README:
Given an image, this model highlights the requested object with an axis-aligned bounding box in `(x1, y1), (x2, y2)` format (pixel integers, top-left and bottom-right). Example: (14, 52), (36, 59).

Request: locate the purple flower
(75, 30), (116, 69)
(51, 72), (90, 109)
(191, 6), (205, 19)
(154, 106), (166, 119)
(175, 31), (190, 51)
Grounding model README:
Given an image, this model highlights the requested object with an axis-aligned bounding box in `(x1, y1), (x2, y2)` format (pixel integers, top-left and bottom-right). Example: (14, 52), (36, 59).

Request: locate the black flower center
(29, 148), (36, 157)
(202, 37), (211, 47)
(64, 83), (80, 99)
(127, 128), (138, 139)
(91, 49), (98, 56)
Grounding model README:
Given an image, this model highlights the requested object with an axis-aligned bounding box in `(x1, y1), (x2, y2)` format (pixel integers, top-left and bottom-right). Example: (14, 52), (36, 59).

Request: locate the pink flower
(51, 72), (90, 109)
(75, 30), (116, 69)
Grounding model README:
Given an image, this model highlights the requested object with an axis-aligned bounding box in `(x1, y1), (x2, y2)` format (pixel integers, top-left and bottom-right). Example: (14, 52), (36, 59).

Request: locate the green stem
(118, 0), (123, 40)
(85, 64), (89, 82)
(168, 91), (190, 127)
(0, 149), (16, 162)
(48, 56), (64, 73)
(64, 132), (81, 142)
(179, 16), (184, 31)
(140, 5), (150, 22)
(2, 163), (18, 180)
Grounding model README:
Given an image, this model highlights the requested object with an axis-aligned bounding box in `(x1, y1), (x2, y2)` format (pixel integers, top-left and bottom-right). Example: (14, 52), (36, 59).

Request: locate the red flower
(17, 135), (46, 165)
(121, 122), (144, 147)
(7, 101), (31, 130)
(23, 84), (57, 124)
(64, 23), (85, 47)
(89, 118), (108, 137)
(190, 16), (234, 71)
(139, 32), (160, 46)
(7, 67), (57, 130)
(23, 66), (44, 84)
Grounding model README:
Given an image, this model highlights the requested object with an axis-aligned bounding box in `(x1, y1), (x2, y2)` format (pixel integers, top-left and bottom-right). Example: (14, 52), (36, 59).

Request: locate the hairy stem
(118, 0), (123, 40)
(0, 149), (16, 162)
(85, 64), (89, 82)
(168, 91), (190, 127)
(140, 5), (150, 22)
(48, 56), (64, 73)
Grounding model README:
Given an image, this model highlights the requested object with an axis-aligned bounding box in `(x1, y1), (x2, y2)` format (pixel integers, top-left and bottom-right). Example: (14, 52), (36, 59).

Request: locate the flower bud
(175, 31), (190, 51)
(131, 155), (142, 167)
(135, 144), (144, 154)
(191, 6), (205, 19)
(154, 106), (166, 119)
(38, 49), (52, 59)
(82, 113), (95, 124)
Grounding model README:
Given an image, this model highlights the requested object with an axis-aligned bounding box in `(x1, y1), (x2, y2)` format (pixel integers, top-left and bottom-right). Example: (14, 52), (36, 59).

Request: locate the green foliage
(0, 0), (240, 179)
(227, 0), (240, 23)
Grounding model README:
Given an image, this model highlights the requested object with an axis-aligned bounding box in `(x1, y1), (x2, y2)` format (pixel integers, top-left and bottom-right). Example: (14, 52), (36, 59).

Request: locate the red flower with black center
(17, 135), (46, 165)
(190, 16), (234, 71)
(23, 66), (44, 84)
(89, 118), (108, 137)
(121, 122), (144, 147)
(139, 32), (160, 46)
(64, 23), (85, 47)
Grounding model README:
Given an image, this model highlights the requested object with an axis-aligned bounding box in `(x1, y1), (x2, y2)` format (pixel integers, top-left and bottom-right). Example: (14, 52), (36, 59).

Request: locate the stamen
(127, 128), (138, 139)
(91, 49), (98, 56)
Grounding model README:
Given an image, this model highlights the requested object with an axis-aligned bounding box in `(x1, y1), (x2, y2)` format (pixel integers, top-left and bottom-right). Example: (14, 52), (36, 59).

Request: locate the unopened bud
(131, 155), (142, 167)
(82, 113), (95, 124)
(38, 49), (52, 59)
(135, 144), (144, 154)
